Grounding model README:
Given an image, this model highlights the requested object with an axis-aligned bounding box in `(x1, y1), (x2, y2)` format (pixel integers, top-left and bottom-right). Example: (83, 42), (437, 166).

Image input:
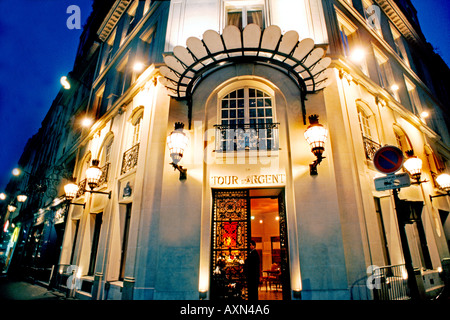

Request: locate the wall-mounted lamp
(64, 179), (85, 208)
(60, 76), (71, 89)
(430, 173), (450, 201)
(304, 115), (328, 175)
(17, 195), (27, 203)
(349, 47), (366, 63)
(390, 84), (400, 92)
(167, 122), (189, 180)
(64, 160), (112, 202)
(403, 150), (426, 184)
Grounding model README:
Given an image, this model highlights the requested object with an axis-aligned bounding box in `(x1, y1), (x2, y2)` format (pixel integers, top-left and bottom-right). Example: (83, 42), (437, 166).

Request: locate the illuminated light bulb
(81, 118), (93, 127)
(349, 47), (366, 63)
(420, 111), (429, 118)
(60, 76), (71, 89)
(390, 84), (399, 92)
(133, 62), (145, 72)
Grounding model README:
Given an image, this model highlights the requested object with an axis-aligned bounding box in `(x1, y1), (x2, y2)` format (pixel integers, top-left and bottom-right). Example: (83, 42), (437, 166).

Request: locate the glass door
(210, 188), (290, 300)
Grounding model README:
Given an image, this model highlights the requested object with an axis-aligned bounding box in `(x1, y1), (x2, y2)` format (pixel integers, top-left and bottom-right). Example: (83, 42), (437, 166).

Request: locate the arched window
(357, 107), (372, 139)
(424, 145), (446, 188)
(99, 134), (114, 185)
(393, 124), (413, 153)
(217, 86), (278, 151)
(132, 115), (142, 146)
(121, 107), (143, 175)
(356, 102), (380, 160)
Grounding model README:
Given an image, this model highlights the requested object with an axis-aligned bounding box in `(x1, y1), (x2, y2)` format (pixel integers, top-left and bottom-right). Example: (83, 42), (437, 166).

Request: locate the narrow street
(0, 275), (70, 300)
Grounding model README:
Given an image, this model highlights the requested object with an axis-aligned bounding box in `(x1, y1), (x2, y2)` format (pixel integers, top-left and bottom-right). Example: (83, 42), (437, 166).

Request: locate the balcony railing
(121, 143), (140, 175)
(214, 123), (279, 152)
(370, 264), (410, 300)
(363, 136), (381, 160)
(77, 179), (86, 198)
(99, 162), (110, 185)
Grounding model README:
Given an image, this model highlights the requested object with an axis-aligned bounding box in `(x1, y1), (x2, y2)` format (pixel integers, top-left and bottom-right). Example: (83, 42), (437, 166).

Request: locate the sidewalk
(0, 274), (71, 300)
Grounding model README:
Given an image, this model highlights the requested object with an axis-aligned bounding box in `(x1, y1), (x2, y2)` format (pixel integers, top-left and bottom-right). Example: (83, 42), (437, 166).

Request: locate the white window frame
(223, 0), (265, 29)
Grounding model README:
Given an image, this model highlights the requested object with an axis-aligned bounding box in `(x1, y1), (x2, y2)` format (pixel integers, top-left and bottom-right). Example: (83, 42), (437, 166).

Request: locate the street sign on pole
(374, 172), (411, 191)
(373, 145), (404, 174)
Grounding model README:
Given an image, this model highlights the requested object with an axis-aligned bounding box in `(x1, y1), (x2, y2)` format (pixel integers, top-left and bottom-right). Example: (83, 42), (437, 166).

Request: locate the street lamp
(304, 115), (328, 175)
(64, 180), (79, 201)
(430, 173), (450, 201)
(349, 47), (366, 63)
(63, 160), (112, 201)
(7, 204), (16, 213)
(60, 76), (71, 89)
(17, 195), (27, 203)
(167, 122), (189, 180)
(403, 150), (423, 184)
(436, 173), (450, 191)
(86, 160), (103, 190)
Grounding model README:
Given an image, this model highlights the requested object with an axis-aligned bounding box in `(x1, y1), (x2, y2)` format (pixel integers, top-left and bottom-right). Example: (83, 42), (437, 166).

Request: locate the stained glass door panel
(211, 189), (250, 300)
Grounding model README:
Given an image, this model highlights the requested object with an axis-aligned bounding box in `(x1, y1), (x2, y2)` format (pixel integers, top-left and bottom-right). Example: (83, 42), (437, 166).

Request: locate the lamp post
(304, 115), (328, 175)
(167, 122), (189, 180)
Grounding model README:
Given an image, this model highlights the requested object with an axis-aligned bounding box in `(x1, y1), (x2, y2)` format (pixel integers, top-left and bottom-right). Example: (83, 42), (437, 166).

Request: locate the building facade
(2, 0), (450, 301)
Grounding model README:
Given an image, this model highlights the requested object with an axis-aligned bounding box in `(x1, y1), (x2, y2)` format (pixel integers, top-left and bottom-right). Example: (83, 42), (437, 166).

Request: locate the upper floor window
(125, 1), (139, 37)
(336, 10), (368, 75)
(116, 55), (132, 97)
(103, 28), (117, 71)
(373, 46), (399, 100)
(216, 86), (278, 151)
(404, 77), (422, 115)
(225, 0), (265, 29)
(390, 23), (410, 67)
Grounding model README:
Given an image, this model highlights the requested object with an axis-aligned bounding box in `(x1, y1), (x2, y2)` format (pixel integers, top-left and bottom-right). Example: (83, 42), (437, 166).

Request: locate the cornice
(97, 0), (131, 42)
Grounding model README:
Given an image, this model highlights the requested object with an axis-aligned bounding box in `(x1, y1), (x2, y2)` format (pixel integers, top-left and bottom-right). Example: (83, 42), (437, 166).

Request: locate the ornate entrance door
(210, 188), (291, 300)
(211, 189), (250, 300)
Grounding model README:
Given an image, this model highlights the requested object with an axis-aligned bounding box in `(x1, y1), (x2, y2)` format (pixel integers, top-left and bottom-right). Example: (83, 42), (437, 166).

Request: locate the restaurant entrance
(210, 188), (291, 300)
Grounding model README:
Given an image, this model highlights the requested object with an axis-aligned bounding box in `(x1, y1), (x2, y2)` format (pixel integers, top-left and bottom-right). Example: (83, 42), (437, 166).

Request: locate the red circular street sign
(373, 145), (404, 174)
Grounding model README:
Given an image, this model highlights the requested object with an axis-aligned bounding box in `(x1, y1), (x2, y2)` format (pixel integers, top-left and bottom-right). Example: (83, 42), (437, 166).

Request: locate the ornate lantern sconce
(304, 115), (328, 175)
(167, 122), (189, 180)
(403, 150), (426, 184)
(430, 173), (450, 201)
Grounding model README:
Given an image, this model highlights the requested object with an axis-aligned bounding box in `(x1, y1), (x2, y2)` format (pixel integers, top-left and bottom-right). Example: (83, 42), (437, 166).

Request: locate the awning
(160, 24), (332, 101)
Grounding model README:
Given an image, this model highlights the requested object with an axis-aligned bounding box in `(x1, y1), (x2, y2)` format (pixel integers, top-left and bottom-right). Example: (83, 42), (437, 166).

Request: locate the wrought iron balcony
(98, 162), (110, 185)
(121, 143), (140, 175)
(363, 136), (381, 160)
(214, 122), (279, 152)
(77, 179), (86, 198)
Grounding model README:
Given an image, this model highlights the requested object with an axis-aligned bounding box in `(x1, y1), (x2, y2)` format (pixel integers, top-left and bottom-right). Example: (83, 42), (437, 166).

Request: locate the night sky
(0, 0), (449, 193)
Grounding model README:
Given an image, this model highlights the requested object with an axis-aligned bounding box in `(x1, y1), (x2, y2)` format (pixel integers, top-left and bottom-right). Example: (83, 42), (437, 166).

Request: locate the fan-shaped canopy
(160, 24), (332, 100)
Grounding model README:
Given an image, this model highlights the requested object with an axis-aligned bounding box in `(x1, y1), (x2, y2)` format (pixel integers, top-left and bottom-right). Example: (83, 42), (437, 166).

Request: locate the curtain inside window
(227, 11), (242, 29)
(247, 10), (263, 27)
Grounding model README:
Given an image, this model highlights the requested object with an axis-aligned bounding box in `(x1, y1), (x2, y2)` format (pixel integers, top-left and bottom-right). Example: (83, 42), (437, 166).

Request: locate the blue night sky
(0, 0), (449, 192)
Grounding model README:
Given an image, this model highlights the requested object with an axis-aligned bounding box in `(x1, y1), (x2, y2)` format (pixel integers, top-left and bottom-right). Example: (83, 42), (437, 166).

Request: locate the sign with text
(374, 172), (411, 191)
(211, 174), (286, 186)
